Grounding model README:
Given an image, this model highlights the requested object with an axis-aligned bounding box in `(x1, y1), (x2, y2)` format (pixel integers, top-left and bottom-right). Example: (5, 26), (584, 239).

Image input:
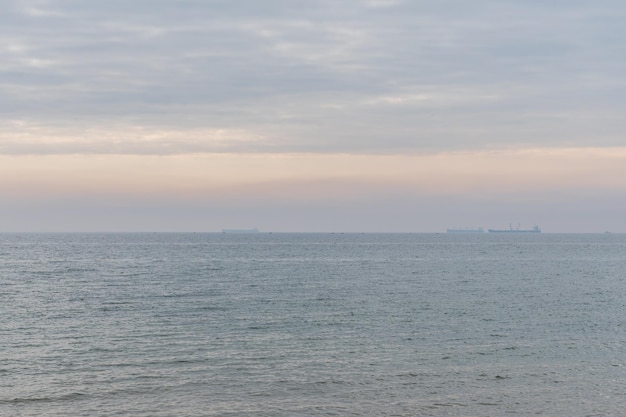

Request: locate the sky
(1, 0), (625, 232)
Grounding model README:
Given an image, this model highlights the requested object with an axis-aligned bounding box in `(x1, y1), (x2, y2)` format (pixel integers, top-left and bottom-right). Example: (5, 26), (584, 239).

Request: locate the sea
(1, 232), (625, 416)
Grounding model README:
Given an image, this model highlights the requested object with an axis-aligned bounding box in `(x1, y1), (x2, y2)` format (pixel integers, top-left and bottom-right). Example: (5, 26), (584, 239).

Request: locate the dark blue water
(1, 233), (625, 416)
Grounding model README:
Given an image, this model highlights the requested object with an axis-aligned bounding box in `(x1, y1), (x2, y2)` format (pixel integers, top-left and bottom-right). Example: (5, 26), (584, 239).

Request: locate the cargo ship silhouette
(488, 224), (541, 233)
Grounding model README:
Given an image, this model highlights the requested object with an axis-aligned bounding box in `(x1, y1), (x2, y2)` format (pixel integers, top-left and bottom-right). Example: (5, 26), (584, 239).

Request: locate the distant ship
(488, 225), (541, 234)
(446, 227), (485, 234)
(222, 228), (259, 234)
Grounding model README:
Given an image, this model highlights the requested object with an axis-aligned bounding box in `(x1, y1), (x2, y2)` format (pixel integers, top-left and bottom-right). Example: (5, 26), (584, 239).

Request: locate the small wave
(1, 392), (87, 404)
(429, 402), (469, 408)
(198, 305), (227, 311)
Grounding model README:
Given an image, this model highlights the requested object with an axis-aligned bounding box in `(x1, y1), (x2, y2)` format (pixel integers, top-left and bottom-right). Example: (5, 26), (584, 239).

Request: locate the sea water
(1, 233), (625, 416)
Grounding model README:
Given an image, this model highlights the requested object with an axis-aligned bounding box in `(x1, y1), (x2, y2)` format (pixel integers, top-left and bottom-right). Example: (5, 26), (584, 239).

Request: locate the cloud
(1, 0), (625, 155)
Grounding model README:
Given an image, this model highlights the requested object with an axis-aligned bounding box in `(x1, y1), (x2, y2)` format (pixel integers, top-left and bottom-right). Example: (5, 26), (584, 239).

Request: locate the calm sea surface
(1, 233), (625, 416)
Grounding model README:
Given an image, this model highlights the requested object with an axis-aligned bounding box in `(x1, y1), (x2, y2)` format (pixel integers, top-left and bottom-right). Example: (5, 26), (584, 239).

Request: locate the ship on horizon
(488, 224), (541, 234)
(446, 227), (485, 234)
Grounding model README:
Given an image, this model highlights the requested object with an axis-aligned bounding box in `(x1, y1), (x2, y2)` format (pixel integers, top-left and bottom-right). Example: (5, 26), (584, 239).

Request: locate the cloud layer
(2, 0), (626, 154)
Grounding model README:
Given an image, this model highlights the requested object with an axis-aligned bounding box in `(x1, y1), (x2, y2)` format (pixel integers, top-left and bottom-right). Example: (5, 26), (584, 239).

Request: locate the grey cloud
(1, 0), (625, 154)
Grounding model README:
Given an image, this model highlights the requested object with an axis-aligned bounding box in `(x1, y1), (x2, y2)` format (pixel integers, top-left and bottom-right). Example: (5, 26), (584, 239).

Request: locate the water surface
(1, 233), (625, 416)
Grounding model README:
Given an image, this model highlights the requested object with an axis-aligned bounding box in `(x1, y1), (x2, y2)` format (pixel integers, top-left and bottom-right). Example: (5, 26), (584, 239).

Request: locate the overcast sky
(1, 0), (625, 232)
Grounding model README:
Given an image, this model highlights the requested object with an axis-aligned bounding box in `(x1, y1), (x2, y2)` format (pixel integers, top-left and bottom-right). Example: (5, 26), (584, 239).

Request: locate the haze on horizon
(1, 0), (625, 233)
